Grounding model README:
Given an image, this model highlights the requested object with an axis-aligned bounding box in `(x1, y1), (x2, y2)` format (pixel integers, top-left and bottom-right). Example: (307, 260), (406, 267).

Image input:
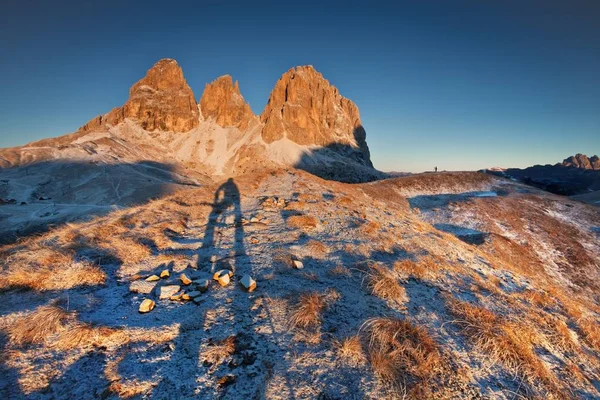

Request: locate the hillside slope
(1, 170), (599, 399)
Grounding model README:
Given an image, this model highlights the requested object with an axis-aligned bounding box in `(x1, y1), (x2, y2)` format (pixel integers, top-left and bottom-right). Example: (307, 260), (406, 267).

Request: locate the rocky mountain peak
(260, 65), (372, 167)
(562, 154), (600, 170)
(199, 75), (255, 130)
(81, 58), (199, 133)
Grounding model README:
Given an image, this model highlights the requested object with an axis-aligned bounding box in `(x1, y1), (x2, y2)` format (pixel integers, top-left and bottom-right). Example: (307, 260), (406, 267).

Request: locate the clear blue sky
(1, 0), (599, 172)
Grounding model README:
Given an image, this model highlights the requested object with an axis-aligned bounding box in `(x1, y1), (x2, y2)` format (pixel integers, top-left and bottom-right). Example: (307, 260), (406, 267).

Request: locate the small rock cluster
(260, 196), (287, 210)
(135, 265), (257, 313)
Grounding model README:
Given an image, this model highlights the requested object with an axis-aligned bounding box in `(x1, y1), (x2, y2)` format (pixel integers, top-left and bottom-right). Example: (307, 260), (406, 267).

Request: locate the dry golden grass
(447, 299), (561, 395)
(579, 318), (600, 351)
(360, 317), (444, 395)
(7, 301), (176, 354)
(202, 336), (236, 366)
(360, 220), (382, 237)
(287, 214), (318, 231)
(522, 289), (555, 309)
(335, 335), (366, 367)
(393, 259), (426, 279)
(0, 247), (105, 291)
(529, 312), (579, 354)
(366, 264), (406, 304)
(393, 256), (444, 281)
(335, 195), (354, 207)
(305, 239), (329, 259)
(289, 292), (327, 330)
(328, 264), (352, 277)
(8, 303), (71, 346)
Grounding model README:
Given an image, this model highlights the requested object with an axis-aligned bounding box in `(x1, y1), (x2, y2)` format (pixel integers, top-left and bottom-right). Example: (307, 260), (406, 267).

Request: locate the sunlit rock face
(260, 65), (372, 167)
(81, 58), (199, 132)
(199, 75), (255, 130)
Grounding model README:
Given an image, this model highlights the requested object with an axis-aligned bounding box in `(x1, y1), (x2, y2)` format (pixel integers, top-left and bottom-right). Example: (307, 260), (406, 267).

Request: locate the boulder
(139, 299), (155, 313)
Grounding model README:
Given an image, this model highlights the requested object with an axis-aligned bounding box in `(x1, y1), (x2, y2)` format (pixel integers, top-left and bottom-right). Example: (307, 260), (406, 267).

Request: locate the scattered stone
(292, 259), (304, 269)
(194, 279), (210, 292)
(217, 375), (236, 386)
(130, 280), (157, 294)
(146, 275), (160, 282)
(250, 237), (259, 244)
(210, 254), (218, 263)
(159, 285), (181, 300)
(239, 274), (257, 292)
(170, 291), (184, 301)
(180, 273), (192, 286)
(213, 269), (233, 287)
(186, 290), (202, 299)
(160, 269), (170, 278)
(250, 217), (260, 223)
(193, 296), (204, 305)
(139, 299), (155, 313)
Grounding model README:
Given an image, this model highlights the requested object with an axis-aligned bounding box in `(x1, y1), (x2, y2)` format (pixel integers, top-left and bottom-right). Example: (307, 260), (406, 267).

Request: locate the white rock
(159, 285), (181, 300)
(130, 280), (157, 294)
(146, 275), (160, 282)
(239, 274), (257, 292)
(213, 269), (233, 287)
(293, 259), (304, 269)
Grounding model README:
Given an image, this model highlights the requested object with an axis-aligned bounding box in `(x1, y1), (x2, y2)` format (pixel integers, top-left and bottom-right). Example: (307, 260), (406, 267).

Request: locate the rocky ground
(1, 170), (599, 399)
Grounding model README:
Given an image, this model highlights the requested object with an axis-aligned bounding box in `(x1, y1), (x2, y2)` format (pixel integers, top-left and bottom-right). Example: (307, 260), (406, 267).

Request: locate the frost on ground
(1, 170), (600, 399)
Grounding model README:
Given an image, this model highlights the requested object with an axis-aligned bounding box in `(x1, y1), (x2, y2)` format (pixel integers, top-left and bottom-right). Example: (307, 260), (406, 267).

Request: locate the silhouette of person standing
(199, 178), (246, 273)
(434, 166), (438, 173)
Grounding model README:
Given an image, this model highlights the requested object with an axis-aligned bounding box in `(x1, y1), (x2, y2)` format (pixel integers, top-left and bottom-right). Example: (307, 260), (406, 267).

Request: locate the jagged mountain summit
(81, 59), (199, 133)
(562, 153), (600, 170)
(1, 58), (379, 183)
(199, 75), (256, 130)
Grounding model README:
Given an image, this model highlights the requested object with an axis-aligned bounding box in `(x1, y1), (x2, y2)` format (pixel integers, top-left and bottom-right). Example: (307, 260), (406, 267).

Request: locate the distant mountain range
(486, 153), (600, 205)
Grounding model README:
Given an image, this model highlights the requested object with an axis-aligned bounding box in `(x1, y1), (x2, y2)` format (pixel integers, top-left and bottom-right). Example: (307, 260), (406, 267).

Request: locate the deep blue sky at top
(1, 0), (599, 172)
